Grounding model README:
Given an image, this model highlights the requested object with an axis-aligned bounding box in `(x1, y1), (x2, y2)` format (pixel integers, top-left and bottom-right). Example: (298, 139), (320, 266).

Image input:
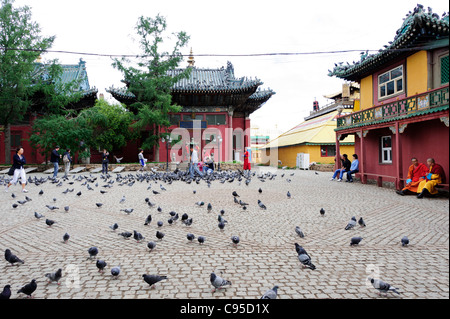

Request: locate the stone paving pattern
(0, 167), (448, 299)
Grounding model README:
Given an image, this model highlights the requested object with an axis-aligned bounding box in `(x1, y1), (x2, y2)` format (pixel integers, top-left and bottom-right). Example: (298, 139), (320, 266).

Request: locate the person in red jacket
(243, 149), (251, 172)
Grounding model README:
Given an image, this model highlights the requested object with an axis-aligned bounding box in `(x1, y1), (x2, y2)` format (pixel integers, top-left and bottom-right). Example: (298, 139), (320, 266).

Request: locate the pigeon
(261, 286), (279, 299)
(34, 212), (45, 219)
(160, 185), (166, 191)
(152, 190), (160, 195)
(63, 233), (70, 243)
(100, 190), (107, 194)
(39, 190), (44, 195)
(4, 249), (24, 266)
(133, 230), (145, 243)
(95, 203), (103, 208)
(118, 231), (132, 239)
(147, 241), (156, 252)
(320, 208), (325, 216)
(156, 231), (165, 241)
(17, 200), (27, 205)
(358, 217), (366, 227)
(111, 266), (121, 279)
(45, 205), (59, 211)
(76, 191), (82, 196)
(258, 188), (262, 194)
(350, 237), (363, 246)
(187, 233), (195, 242)
(11, 193), (16, 198)
(119, 195), (126, 204)
(198, 236), (205, 245)
(231, 236), (240, 247)
(0, 285), (11, 299)
(220, 209), (225, 216)
(369, 278), (400, 296)
(87, 247), (99, 259)
(142, 274), (168, 289)
(144, 215), (152, 226)
(157, 206), (163, 213)
(401, 236), (409, 247)
(45, 268), (62, 285)
(210, 272), (232, 292)
(45, 219), (56, 227)
(193, 190), (196, 194)
(207, 203), (212, 213)
(109, 223), (119, 231)
(232, 191), (239, 197)
(295, 226), (305, 238)
(52, 198), (57, 202)
(257, 200), (267, 210)
(156, 220), (163, 227)
(17, 279), (37, 298)
(195, 201), (205, 207)
(345, 216), (357, 230)
(167, 218), (174, 225)
(120, 208), (134, 214)
(183, 218), (193, 226)
(96, 260), (107, 273)
(298, 252), (316, 270)
(218, 221), (226, 231)
(64, 206), (70, 213)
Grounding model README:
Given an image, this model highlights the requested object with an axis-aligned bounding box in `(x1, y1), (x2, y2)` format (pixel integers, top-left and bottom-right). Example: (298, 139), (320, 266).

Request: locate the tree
(78, 98), (137, 153)
(28, 114), (93, 163)
(112, 14), (191, 151)
(0, 0), (55, 163)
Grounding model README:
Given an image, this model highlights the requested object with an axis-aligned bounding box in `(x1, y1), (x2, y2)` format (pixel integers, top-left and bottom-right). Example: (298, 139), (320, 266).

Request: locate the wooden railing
(337, 85), (449, 129)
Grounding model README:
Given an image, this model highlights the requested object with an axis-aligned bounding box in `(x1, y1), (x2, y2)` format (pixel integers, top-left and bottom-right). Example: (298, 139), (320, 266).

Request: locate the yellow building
(261, 83), (358, 168)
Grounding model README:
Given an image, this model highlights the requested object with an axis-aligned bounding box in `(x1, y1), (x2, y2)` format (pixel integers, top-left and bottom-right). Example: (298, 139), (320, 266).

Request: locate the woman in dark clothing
(5, 147), (28, 193)
(102, 149), (109, 174)
(330, 154), (351, 182)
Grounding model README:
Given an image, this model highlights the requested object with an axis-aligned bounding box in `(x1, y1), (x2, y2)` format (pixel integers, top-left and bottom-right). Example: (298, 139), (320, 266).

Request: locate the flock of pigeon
(0, 168), (406, 299)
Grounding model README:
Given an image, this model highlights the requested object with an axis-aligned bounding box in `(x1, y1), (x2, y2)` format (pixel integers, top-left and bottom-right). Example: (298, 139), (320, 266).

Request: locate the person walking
(62, 149), (72, 178)
(138, 149), (146, 172)
(189, 144), (203, 179)
(102, 149), (109, 174)
(50, 146), (62, 179)
(5, 147), (28, 193)
(243, 148), (251, 172)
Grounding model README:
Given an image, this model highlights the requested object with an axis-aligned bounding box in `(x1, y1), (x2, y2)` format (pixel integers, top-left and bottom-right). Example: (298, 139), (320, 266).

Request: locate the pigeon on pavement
(4, 249), (24, 266)
(295, 226), (305, 238)
(96, 260), (107, 273)
(45, 268), (62, 285)
(17, 279), (37, 298)
(147, 241), (156, 252)
(210, 272), (232, 293)
(401, 236), (410, 247)
(369, 278), (400, 296)
(350, 237), (363, 246)
(0, 285), (11, 299)
(261, 286), (279, 299)
(109, 223), (119, 231)
(87, 247), (99, 259)
(345, 216), (357, 230)
(111, 266), (121, 279)
(142, 274), (168, 289)
(358, 217), (366, 227)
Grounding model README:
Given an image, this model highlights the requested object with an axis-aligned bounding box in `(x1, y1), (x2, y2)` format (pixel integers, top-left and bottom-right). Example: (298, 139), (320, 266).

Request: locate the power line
(0, 46), (441, 59)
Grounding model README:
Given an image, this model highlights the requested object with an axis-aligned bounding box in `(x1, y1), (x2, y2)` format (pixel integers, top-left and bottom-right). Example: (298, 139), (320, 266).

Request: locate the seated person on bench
(396, 157), (428, 196)
(417, 158), (446, 199)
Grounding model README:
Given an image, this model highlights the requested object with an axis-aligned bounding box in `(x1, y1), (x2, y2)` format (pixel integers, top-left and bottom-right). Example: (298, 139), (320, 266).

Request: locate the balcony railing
(336, 85), (449, 130)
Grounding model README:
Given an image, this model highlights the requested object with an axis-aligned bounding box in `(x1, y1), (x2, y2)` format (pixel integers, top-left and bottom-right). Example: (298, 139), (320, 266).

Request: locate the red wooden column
(394, 121), (402, 190)
(335, 134), (341, 171)
(358, 130), (367, 184)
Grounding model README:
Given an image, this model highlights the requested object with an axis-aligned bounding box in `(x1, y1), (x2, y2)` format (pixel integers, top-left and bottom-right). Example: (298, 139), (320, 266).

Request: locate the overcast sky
(13, 0), (449, 135)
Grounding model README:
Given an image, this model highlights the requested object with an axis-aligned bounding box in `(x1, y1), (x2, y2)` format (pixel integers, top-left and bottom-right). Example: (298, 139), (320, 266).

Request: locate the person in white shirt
(189, 145), (203, 178)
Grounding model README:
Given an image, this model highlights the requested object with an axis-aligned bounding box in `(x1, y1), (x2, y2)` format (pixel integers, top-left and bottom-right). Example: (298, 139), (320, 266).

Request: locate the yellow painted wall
(360, 75), (373, 110)
(273, 144), (355, 167)
(353, 99), (361, 112)
(406, 50), (428, 96)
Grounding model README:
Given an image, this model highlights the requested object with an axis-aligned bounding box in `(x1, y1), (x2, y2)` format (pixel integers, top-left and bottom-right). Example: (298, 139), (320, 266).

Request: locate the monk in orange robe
(396, 157), (428, 196)
(417, 158), (446, 198)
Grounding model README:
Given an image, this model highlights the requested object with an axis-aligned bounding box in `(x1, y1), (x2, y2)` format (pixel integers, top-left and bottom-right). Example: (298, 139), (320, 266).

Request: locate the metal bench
(24, 167), (38, 174)
(0, 167), (10, 174)
(90, 167), (103, 173)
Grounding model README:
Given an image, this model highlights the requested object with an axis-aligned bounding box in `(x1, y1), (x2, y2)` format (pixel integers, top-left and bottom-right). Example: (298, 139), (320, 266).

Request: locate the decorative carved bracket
(356, 131), (362, 138)
(399, 123), (408, 134)
(388, 126), (396, 134)
(440, 116), (449, 127)
(363, 130), (369, 137)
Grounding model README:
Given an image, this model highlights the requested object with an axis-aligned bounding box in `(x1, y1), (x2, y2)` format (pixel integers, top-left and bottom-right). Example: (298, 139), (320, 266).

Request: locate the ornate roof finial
(187, 48), (195, 67)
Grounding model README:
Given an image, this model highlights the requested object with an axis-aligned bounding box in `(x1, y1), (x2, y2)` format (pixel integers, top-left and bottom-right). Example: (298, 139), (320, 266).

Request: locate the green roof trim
(328, 5), (449, 81)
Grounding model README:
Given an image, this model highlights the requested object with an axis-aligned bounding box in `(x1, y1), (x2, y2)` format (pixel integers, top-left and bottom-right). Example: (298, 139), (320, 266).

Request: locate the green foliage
(112, 14), (190, 150)
(29, 114), (93, 161)
(78, 99), (137, 152)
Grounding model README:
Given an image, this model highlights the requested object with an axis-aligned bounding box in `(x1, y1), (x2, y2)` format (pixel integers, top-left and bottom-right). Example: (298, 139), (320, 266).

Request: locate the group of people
(396, 157), (446, 199)
(330, 153), (359, 183)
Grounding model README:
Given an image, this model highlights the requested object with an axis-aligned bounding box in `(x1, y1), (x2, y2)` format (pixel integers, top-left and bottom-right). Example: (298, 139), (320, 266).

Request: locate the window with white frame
(380, 136), (392, 164)
(378, 65), (404, 99)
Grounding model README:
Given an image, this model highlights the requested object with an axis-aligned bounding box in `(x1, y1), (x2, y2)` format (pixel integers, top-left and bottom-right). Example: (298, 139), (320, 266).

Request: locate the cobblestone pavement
(0, 167), (448, 299)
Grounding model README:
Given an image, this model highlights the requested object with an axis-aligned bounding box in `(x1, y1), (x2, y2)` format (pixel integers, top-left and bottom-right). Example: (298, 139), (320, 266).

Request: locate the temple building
(329, 4), (449, 190)
(0, 58), (98, 164)
(107, 54), (275, 164)
(260, 83), (359, 168)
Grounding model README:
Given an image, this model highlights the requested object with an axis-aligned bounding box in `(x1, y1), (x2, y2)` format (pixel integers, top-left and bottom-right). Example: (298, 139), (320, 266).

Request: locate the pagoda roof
(328, 5), (449, 81)
(107, 61), (275, 114)
(32, 58), (98, 99)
